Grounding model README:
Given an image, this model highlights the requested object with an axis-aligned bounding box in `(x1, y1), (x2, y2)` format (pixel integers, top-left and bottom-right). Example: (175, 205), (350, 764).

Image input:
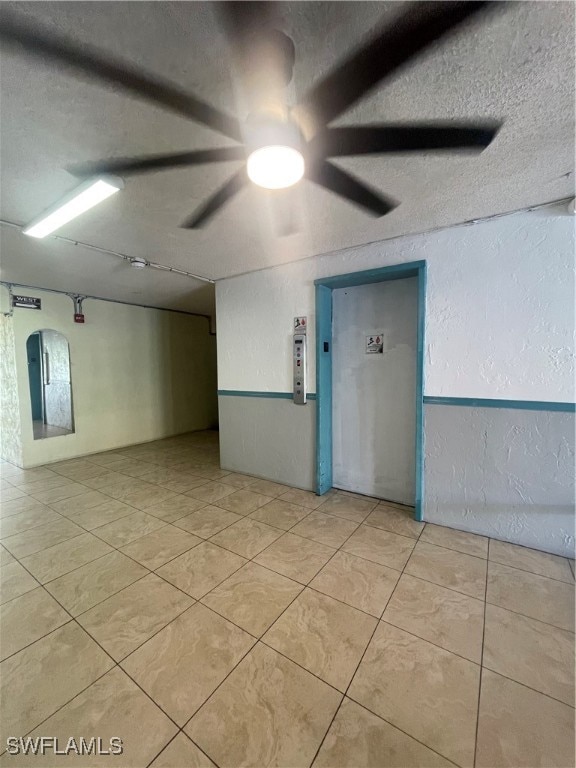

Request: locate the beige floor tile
(317, 495), (377, 523)
(246, 479), (292, 497)
(0, 561), (39, 604)
(210, 517), (283, 558)
(1, 467), (58, 484)
(97, 477), (152, 500)
(0, 505), (61, 538)
(121, 486), (179, 511)
(250, 499), (311, 530)
(92, 510), (166, 546)
(217, 473), (257, 490)
(120, 525), (201, 569)
(160, 475), (209, 494)
(365, 505), (424, 539)
(136, 467), (186, 486)
(0, 545), (14, 566)
(29, 483), (88, 505)
(150, 733), (216, 768)
(48, 490), (110, 517)
(348, 622), (480, 767)
(14, 475), (74, 493)
(85, 451), (129, 466)
(202, 562), (302, 636)
(383, 573), (485, 662)
(68, 499), (137, 530)
(489, 539), (574, 583)
(291, 511), (359, 548)
(476, 669), (575, 768)
(264, 589), (377, 691)
(420, 523), (488, 558)
(1, 496), (56, 519)
(173, 506), (242, 538)
(186, 482), (236, 504)
(483, 603), (575, 705)
(0, 486), (27, 502)
(342, 525), (415, 571)
(0, 587), (70, 661)
(0, 667), (178, 767)
(157, 541), (246, 598)
(82, 470), (129, 489)
(405, 541), (487, 599)
(20, 532), (113, 583)
(49, 465), (110, 483)
(487, 561), (575, 631)
(121, 602), (254, 725)
(145, 494), (207, 522)
(45, 551), (148, 616)
(217, 489), (273, 515)
(1, 518), (84, 559)
(315, 697), (454, 768)
(311, 551), (400, 617)
(78, 573), (193, 660)
(278, 488), (327, 510)
(99, 457), (155, 476)
(185, 643), (341, 768)
(193, 467), (232, 481)
(254, 533), (335, 584)
(0, 622), (114, 745)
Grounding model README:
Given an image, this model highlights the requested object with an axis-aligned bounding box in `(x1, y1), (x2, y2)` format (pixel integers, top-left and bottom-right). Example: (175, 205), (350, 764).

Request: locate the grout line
(473, 538), (490, 767)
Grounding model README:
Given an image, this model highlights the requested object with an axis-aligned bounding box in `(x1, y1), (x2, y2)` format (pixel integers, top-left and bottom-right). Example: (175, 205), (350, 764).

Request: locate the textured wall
(7, 290), (218, 467)
(218, 396), (316, 491)
(0, 315), (23, 465)
(217, 210), (574, 401)
(424, 404), (575, 557)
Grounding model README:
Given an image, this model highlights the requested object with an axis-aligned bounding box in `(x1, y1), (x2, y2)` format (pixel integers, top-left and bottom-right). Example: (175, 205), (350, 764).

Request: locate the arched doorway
(26, 330), (75, 440)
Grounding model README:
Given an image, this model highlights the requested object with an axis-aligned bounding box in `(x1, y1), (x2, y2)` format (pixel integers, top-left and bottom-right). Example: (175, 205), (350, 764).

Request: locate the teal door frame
(315, 260), (427, 521)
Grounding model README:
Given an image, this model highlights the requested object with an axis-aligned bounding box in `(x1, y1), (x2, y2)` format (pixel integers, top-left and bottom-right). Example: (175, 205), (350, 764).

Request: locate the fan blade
(181, 168), (248, 228)
(307, 160), (397, 217)
(218, 2), (294, 119)
(69, 147), (247, 178)
(292, 2), (494, 137)
(314, 122), (500, 157)
(0, 13), (242, 141)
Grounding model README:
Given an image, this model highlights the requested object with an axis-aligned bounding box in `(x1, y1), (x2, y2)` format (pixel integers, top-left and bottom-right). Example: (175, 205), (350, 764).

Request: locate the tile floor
(0, 430), (574, 768)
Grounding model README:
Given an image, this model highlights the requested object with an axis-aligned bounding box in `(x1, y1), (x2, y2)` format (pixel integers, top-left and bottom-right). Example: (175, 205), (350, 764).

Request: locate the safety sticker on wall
(365, 334), (384, 354)
(294, 316), (307, 334)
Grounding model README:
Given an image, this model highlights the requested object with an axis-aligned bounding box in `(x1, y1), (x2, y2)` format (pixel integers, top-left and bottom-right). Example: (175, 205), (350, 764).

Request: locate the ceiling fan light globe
(247, 146), (304, 189)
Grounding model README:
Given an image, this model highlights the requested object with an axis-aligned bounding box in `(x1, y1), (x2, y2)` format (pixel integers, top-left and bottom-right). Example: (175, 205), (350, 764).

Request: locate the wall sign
(294, 316), (307, 334)
(365, 334), (384, 354)
(12, 295), (41, 310)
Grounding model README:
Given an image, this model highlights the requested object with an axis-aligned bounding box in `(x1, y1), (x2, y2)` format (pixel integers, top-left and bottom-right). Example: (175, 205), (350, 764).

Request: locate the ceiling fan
(0, 1), (501, 230)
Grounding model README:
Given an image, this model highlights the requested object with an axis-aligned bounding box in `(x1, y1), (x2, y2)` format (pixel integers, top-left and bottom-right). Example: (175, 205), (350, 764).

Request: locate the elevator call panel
(293, 333), (307, 405)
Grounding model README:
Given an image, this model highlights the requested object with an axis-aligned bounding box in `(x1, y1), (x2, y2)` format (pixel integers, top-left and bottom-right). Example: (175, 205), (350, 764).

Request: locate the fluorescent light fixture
(23, 176), (123, 239)
(247, 146), (304, 190)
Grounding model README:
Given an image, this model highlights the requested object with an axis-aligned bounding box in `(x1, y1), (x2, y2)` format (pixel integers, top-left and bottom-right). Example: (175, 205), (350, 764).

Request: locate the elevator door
(332, 277), (417, 504)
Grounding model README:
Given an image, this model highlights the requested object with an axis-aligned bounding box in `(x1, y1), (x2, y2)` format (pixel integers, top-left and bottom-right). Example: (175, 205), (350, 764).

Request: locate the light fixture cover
(247, 146), (305, 190)
(23, 176), (123, 239)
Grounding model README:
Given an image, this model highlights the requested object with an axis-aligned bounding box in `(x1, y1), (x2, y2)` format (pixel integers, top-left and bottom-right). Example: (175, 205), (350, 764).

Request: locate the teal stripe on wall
(423, 396), (575, 413)
(218, 390), (317, 400)
(218, 392), (573, 412)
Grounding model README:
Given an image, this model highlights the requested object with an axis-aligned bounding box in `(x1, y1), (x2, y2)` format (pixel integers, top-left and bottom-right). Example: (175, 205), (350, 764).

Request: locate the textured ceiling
(0, 1), (574, 315)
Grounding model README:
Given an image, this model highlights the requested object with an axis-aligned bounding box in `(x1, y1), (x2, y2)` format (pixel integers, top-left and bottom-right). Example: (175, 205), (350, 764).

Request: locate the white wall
(216, 208), (575, 555)
(1, 288), (218, 467)
(217, 208), (574, 402)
